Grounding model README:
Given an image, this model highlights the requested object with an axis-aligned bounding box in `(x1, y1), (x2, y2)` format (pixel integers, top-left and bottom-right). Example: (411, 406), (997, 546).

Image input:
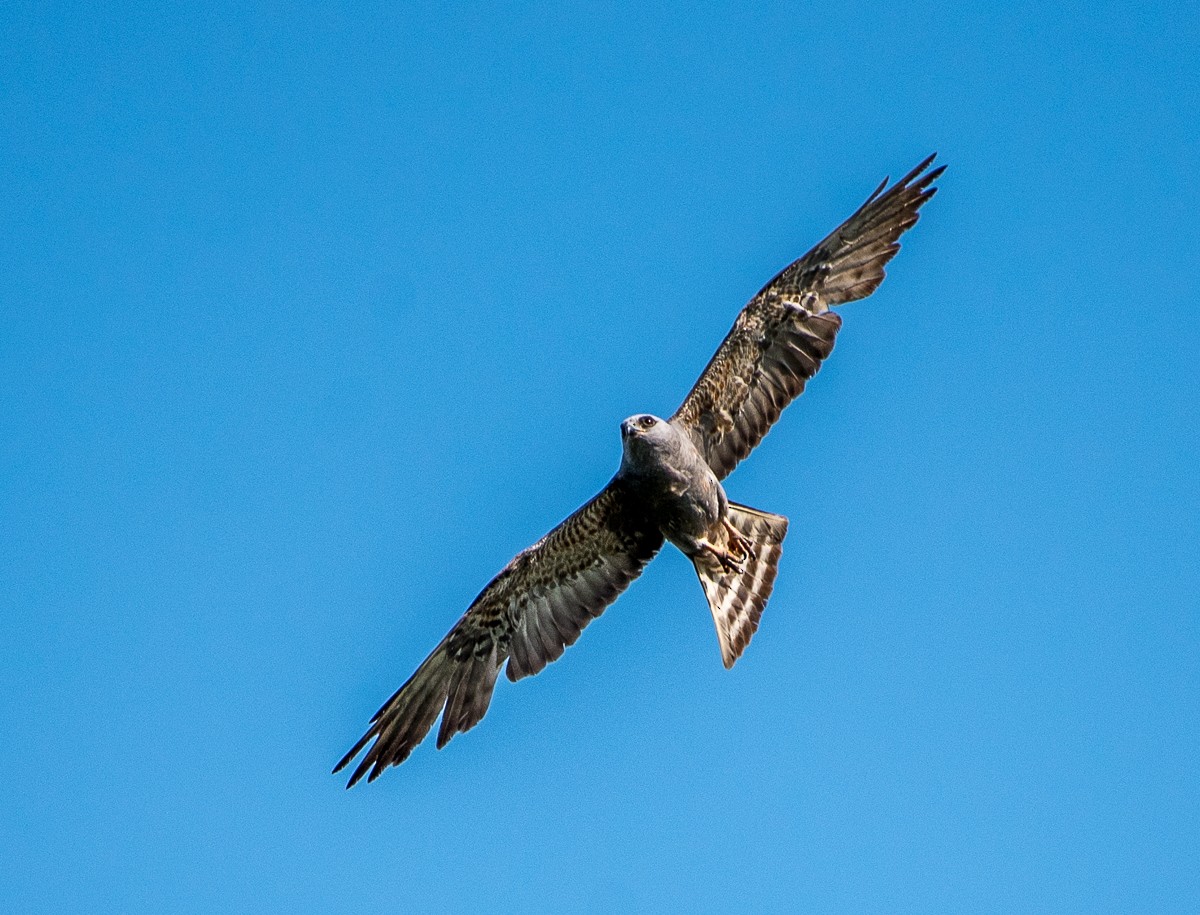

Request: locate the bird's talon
(718, 551), (747, 575)
(721, 521), (754, 562)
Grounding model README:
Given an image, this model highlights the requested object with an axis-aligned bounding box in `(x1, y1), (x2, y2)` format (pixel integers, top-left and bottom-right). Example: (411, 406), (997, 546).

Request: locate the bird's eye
(639, 415), (656, 429)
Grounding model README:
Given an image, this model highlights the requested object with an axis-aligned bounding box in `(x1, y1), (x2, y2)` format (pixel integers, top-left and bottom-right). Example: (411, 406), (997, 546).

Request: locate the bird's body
(335, 154), (944, 786)
(619, 414), (726, 559)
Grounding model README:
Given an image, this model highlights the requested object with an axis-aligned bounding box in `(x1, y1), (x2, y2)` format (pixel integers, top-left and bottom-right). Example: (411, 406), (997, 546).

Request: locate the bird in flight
(335, 154), (944, 786)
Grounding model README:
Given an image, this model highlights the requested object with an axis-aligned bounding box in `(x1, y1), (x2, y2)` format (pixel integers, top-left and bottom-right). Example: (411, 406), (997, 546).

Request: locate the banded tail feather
(693, 503), (789, 668)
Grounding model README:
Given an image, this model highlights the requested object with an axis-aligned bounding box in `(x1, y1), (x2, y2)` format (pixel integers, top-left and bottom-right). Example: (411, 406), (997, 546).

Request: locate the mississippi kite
(336, 154), (943, 786)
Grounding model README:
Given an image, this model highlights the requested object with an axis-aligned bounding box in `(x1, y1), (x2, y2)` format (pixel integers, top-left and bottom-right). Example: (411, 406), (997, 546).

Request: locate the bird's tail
(692, 503), (788, 668)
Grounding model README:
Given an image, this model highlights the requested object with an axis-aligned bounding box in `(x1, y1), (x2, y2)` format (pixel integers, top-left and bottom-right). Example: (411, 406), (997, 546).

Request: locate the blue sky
(2, 1), (1197, 911)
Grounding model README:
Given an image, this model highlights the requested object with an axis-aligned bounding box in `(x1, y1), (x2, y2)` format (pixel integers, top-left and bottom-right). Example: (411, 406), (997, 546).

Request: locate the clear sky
(2, 1), (1197, 912)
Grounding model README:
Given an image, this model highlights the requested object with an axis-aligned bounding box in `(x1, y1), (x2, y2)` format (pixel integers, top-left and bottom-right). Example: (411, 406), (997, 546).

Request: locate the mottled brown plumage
(335, 479), (662, 786)
(335, 155), (942, 786)
(673, 153), (943, 479)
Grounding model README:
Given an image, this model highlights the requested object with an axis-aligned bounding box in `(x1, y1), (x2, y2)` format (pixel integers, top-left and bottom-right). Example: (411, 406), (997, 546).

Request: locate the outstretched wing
(334, 478), (663, 786)
(672, 154), (944, 480)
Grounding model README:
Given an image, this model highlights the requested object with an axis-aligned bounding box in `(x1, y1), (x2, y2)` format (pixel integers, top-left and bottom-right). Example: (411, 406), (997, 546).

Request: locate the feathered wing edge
(757, 152), (944, 309)
(673, 154), (943, 480)
(334, 479), (663, 787)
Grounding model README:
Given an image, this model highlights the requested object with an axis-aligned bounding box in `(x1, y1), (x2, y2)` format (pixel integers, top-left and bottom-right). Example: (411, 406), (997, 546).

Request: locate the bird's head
(619, 414), (679, 468)
(620, 413), (667, 439)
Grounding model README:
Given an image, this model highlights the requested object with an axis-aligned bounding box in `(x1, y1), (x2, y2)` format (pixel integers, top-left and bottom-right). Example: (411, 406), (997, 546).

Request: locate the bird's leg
(708, 544), (746, 575)
(698, 535), (748, 576)
(721, 518), (755, 563)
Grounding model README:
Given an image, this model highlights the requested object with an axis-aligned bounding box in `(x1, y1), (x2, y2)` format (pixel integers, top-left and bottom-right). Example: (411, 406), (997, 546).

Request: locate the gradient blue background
(3, 2), (1197, 911)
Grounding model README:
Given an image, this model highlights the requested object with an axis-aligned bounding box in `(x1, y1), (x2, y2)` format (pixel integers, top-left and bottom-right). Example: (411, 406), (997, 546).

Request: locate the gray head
(619, 413), (681, 473)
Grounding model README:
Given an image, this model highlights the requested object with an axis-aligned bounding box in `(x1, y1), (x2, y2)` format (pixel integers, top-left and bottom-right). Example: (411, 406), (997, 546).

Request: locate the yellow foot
(721, 519), (755, 563)
(702, 540), (747, 576)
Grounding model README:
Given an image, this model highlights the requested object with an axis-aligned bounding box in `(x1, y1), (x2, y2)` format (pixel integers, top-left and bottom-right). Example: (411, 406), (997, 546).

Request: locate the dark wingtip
(862, 153), (943, 213)
(907, 158), (945, 205)
(910, 151), (938, 177)
(895, 152), (941, 189)
(343, 755), (375, 789)
(862, 175), (890, 207)
(920, 164), (947, 190)
(332, 727), (375, 781)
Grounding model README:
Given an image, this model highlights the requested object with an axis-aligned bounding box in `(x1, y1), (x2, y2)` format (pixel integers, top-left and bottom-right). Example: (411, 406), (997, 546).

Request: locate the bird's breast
(624, 458), (724, 551)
